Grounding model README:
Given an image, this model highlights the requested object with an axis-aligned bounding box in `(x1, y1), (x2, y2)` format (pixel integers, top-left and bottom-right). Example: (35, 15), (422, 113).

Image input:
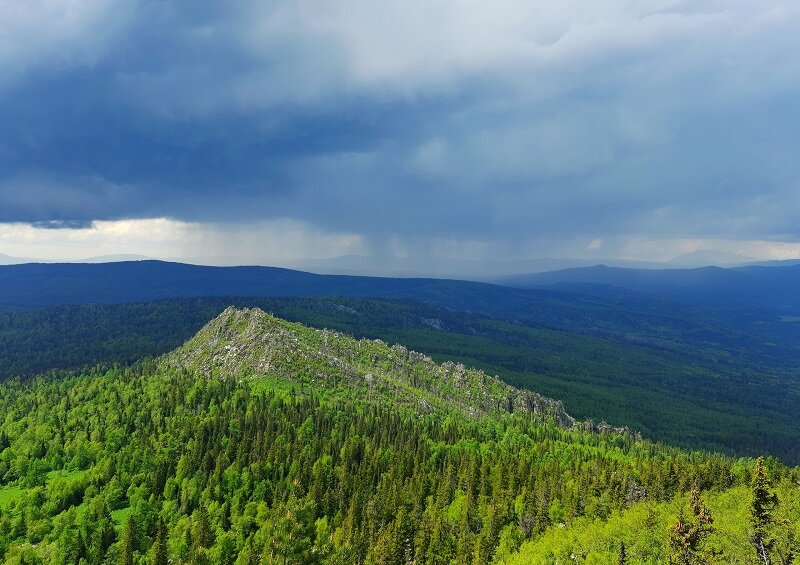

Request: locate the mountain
(500, 263), (800, 312)
(77, 254), (153, 263)
(744, 258), (800, 267)
(0, 260), (511, 309)
(292, 252), (778, 279)
(0, 253), (37, 265)
(290, 254), (659, 279)
(0, 252), (154, 266)
(169, 306), (576, 427)
(0, 307), (796, 563)
(667, 249), (754, 267)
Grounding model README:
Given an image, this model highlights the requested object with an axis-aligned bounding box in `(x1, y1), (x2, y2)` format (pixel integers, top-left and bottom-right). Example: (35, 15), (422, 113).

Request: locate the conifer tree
(194, 505), (214, 549)
(263, 489), (318, 565)
(750, 457), (779, 565)
(235, 535), (260, 565)
(668, 485), (716, 564)
(152, 517), (169, 565)
(89, 502), (116, 562)
(122, 515), (138, 565)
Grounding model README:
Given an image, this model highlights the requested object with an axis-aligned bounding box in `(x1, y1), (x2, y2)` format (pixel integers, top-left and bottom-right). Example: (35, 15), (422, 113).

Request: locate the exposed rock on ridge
(167, 307), (636, 436)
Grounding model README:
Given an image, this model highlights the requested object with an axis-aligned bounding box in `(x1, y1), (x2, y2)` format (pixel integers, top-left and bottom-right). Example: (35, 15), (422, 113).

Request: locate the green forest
(0, 308), (797, 563)
(1, 297), (798, 463)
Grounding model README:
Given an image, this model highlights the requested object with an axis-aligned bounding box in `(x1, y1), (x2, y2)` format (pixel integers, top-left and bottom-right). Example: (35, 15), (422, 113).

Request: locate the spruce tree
(668, 485), (716, 564)
(122, 515), (138, 565)
(235, 535), (260, 565)
(750, 457), (778, 565)
(152, 518), (169, 565)
(194, 505), (214, 549)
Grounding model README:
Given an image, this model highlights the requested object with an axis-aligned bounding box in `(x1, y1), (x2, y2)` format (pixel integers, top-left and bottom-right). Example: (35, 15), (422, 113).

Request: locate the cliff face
(166, 306), (579, 427)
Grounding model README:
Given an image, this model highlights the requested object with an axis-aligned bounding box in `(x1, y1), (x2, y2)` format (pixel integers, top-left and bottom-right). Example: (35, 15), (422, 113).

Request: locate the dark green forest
(0, 308), (797, 563)
(1, 297), (798, 463)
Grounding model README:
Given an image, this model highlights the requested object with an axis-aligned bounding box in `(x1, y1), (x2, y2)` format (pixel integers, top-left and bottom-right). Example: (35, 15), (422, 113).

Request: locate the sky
(1, 0), (800, 272)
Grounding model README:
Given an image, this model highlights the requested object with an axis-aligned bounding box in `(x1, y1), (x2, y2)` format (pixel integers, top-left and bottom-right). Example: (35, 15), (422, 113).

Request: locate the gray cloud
(30, 220), (94, 230)
(1, 0), (799, 254)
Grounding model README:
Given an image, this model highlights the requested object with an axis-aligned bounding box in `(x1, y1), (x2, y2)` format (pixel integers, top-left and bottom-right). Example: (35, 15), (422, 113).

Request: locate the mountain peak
(667, 249), (754, 267)
(167, 307), (580, 426)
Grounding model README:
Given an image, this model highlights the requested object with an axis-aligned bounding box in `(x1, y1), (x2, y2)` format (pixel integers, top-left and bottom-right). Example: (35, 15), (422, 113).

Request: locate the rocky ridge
(167, 306), (636, 436)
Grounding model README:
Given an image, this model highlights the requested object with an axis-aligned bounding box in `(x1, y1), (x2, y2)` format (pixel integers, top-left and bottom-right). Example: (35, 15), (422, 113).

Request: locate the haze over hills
(0, 253), (37, 266)
(289, 254), (676, 279)
(1, 248), (786, 278)
(500, 263), (800, 312)
(159, 251), (780, 278)
(0, 253), (154, 266)
(666, 249), (755, 267)
(295, 248), (779, 277)
(290, 255), (600, 279)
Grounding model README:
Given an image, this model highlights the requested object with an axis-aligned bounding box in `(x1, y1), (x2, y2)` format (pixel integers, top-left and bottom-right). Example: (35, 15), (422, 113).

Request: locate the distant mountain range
(2, 259), (799, 315)
(500, 262), (800, 312)
(289, 254), (652, 279)
(0, 252), (152, 265)
(3, 248), (797, 277)
(666, 249), (754, 267)
(0, 260), (516, 310)
(279, 250), (779, 278)
(0, 253), (36, 265)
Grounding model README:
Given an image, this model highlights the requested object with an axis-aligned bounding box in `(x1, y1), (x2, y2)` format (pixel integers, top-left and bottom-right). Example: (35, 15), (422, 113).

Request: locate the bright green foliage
(506, 483), (800, 564)
(0, 308), (796, 564)
(261, 487), (318, 565)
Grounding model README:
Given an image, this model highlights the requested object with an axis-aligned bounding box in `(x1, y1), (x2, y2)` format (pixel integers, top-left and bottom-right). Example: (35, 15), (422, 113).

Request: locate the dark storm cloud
(1, 0), (799, 244)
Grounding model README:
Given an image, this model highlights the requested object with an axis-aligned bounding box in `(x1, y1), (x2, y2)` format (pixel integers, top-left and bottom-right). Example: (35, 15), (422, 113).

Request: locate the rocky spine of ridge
(167, 306), (637, 436)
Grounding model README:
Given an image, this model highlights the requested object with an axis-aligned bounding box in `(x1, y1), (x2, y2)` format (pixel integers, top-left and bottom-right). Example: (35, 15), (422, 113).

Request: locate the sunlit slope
(167, 306), (575, 425)
(2, 308), (792, 563)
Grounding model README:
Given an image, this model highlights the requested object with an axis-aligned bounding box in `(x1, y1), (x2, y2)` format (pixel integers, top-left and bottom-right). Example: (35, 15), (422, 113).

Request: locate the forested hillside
(1, 297), (798, 463)
(0, 308), (797, 563)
